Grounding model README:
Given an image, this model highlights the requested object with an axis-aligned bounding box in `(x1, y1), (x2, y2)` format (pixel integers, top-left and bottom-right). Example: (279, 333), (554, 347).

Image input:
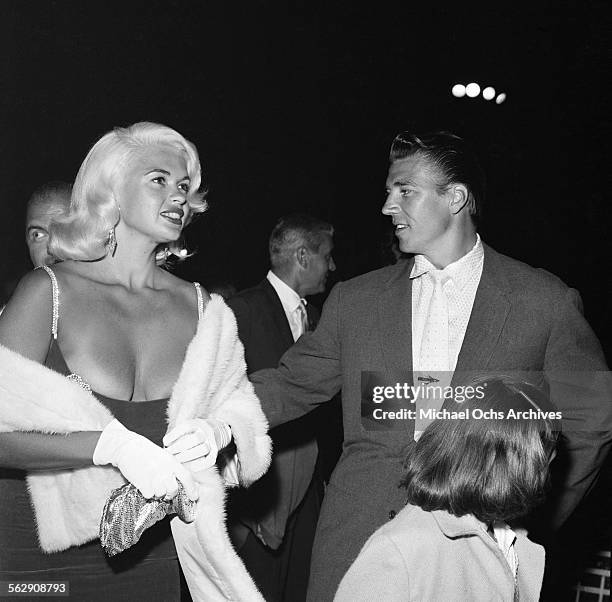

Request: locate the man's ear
(449, 184), (470, 215)
(296, 245), (309, 269)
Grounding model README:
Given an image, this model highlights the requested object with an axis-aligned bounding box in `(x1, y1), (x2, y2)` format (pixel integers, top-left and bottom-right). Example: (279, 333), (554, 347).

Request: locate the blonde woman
(0, 123), (270, 600)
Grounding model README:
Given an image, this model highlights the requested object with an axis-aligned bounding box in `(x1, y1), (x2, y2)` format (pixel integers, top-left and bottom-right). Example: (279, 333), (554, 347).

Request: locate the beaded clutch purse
(100, 482), (197, 556)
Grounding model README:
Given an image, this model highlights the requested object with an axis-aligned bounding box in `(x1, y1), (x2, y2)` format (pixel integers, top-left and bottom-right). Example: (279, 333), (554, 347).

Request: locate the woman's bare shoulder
(0, 269), (55, 360)
(2, 268), (54, 314)
(158, 269), (211, 304)
(48, 260), (95, 286)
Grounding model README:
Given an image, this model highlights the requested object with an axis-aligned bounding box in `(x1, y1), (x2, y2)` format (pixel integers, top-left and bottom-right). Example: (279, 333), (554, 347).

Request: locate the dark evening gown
(0, 269), (204, 601)
(0, 340), (180, 601)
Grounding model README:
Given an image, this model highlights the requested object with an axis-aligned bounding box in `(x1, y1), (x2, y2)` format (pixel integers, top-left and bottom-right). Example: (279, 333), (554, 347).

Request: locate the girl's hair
(48, 122), (207, 263)
(403, 377), (559, 523)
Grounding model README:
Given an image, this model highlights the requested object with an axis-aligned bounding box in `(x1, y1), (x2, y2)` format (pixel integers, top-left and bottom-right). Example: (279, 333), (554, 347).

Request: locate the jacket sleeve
(251, 283), (343, 428)
(334, 531), (410, 601)
(544, 287), (612, 529)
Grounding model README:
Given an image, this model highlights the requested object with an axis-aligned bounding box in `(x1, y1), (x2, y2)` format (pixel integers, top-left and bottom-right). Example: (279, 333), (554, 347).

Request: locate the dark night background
(1, 0), (610, 591)
(1, 0), (610, 360)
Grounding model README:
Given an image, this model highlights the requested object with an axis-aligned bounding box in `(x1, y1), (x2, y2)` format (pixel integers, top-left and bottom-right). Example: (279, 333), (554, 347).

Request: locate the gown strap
(36, 265), (59, 340)
(193, 282), (204, 322)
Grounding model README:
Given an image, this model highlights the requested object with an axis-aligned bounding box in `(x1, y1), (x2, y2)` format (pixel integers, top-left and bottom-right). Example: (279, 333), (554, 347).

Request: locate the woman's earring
(107, 227), (117, 257)
(155, 245), (170, 263)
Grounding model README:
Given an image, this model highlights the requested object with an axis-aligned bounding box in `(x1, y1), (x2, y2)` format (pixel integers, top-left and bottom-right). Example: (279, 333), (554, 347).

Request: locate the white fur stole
(0, 294), (271, 601)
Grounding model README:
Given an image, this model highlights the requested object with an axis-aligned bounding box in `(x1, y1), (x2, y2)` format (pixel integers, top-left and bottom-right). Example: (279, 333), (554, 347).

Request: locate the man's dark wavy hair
(389, 131), (486, 223)
(402, 378), (559, 523)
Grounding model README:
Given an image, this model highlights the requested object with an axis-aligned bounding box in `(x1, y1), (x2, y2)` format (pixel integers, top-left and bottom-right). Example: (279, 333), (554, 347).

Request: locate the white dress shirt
(410, 234), (485, 372)
(492, 521), (519, 579)
(266, 270), (307, 342)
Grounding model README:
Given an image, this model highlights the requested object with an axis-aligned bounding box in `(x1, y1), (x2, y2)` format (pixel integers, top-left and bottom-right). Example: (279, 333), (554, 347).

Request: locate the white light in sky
(451, 84), (466, 98)
(482, 86), (496, 101)
(466, 82), (481, 97)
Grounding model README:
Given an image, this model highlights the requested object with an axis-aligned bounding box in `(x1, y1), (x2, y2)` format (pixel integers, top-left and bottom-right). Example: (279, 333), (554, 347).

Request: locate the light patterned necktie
(295, 299), (309, 337)
(414, 270), (451, 440)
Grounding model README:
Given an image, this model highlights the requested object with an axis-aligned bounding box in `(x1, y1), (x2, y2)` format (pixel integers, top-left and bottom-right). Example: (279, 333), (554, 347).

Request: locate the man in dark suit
(251, 131), (612, 601)
(226, 214), (336, 602)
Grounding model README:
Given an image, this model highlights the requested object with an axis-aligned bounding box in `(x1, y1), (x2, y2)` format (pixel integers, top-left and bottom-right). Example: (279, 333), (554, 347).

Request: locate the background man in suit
(1, 182), (73, 314)
(251, 131), (611, 601)
(226, 214), (336, 602)
(25, 182), (72, 267)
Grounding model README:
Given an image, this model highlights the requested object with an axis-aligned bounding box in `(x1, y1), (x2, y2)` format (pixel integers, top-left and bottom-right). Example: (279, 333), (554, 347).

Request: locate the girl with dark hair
(335, 378), (558, 602)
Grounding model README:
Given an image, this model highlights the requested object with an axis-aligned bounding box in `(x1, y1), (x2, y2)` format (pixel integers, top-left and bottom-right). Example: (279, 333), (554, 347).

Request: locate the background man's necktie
(295, 299), (309, 338)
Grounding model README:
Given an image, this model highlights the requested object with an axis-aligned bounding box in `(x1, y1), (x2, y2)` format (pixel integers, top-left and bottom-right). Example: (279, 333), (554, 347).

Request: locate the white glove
(93, 419), (198, 501)
(163, 418), (232, 472)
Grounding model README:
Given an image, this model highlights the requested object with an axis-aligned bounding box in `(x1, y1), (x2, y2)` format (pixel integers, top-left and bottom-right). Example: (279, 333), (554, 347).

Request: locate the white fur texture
(0, 344), (125, 552)
(171, 470), (265, 601)
(166, 294), (271, 600)
(167, 294), (272, 484)
(0, 294), (271, 599)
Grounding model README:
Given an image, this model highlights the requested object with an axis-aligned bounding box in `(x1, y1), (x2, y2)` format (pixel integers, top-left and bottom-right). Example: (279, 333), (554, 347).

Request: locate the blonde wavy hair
(48, 122), (207, 263)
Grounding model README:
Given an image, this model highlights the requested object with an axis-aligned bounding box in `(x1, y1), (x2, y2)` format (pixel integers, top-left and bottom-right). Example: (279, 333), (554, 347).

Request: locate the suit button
(388, 510), (397, 519)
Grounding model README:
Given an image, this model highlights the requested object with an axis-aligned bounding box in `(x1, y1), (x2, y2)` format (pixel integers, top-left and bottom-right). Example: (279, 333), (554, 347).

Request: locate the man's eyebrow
(26, 225), (46, 233)
(387, 178), (417, 187)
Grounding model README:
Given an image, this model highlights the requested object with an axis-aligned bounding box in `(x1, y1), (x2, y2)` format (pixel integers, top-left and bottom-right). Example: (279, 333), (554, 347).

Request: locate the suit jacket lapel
(306, 304), (320, 331)
(378, 260), (414, 374)
(455, 245), (511, 375)
(260, 279), (295, 348)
